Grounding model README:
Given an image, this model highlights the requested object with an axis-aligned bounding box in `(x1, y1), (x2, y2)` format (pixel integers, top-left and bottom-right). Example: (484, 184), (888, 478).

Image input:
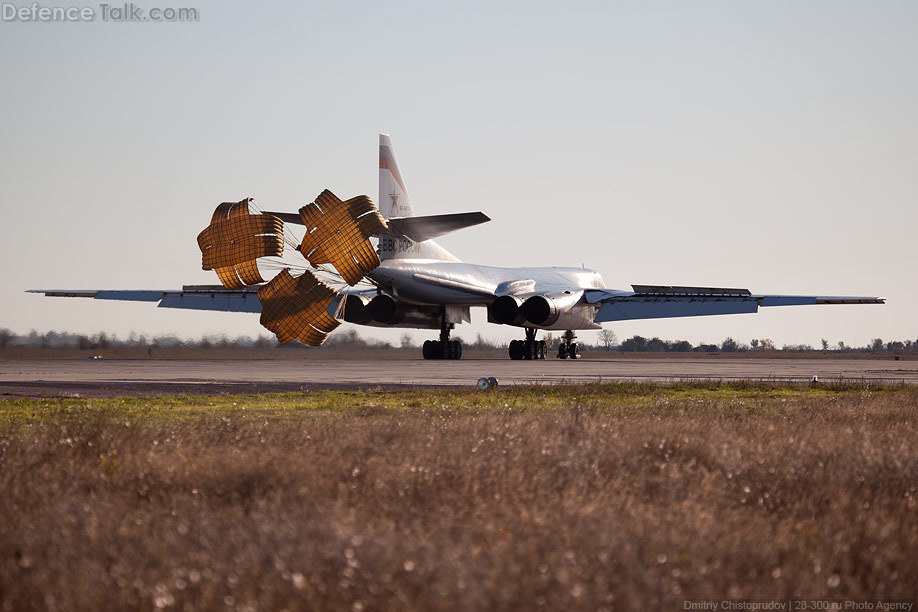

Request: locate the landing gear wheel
(423, 308), (462, 360)
(422, 340), (438, 360)
(569, 342), (581, 359)
(423, 339), (462, 360)
(509, 329), (549, 360)
(557, 330), (581, 360)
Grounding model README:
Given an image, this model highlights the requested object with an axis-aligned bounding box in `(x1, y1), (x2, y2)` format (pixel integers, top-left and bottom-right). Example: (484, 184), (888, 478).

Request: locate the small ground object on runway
(477, 377), (499, 391)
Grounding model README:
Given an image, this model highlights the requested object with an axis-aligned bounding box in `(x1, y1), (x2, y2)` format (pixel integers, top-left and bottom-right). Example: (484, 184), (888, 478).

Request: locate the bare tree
(598, 329), (617, 350)
(399, 334), (415, 349)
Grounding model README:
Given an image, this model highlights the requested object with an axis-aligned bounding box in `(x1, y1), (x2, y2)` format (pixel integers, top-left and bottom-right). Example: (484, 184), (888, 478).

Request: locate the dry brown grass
(1, 384), (916, 611)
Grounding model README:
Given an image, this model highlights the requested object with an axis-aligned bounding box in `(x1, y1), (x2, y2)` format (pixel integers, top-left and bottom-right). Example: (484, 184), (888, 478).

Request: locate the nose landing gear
(557, 330), (581, 359)
(509, 327), (547, 360)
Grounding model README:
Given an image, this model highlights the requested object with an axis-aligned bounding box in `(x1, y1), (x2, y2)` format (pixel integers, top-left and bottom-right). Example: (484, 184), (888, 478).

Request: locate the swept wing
(586, 285), (885, 323)
(28, 287), (265, 313)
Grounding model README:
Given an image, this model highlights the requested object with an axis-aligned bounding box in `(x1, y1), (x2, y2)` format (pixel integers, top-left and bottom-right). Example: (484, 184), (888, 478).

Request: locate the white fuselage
(369, 260), (605, 306)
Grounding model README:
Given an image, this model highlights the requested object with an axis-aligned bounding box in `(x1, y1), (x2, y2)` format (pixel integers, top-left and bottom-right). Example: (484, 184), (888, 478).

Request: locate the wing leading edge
(28, 283), (885, 326)
(586, 285), (885, 323)
(28, 286), (264, 313)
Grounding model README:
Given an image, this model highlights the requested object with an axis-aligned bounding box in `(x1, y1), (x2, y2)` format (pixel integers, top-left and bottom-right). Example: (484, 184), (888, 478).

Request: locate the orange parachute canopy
(298, 190), (387, 285)
(197, 198), (284, 289)
(258, 268), (341, 346)
(196, 190), (384, 345)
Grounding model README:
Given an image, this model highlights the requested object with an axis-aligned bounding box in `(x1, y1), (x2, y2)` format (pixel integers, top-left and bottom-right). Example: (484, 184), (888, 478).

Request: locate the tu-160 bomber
(31, 135), (885, 361)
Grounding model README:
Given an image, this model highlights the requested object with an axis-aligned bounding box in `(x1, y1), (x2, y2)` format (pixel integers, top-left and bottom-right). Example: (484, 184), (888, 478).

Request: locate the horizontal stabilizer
(382, 212), (490, 242)
(264, 211), (301, 225)
(264, 211), (488, 243)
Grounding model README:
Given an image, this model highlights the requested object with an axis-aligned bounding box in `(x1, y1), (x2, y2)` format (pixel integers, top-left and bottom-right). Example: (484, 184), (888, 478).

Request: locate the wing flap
(631, 285), (752, 296)
(595, 297), (759, 323)
(158, 293), (262, 313)
(588, 286), (884, 323)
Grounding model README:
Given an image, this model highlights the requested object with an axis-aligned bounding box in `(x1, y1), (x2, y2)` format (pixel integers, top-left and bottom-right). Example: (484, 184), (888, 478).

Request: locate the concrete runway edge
(2, 357), (917, 398)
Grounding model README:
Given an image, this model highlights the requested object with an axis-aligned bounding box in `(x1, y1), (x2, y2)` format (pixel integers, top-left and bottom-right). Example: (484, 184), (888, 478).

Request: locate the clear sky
(1, 0), (915, 347)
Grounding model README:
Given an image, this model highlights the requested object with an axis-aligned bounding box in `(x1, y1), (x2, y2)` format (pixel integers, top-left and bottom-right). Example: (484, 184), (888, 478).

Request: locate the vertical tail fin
(376, 134), (460, 263)
(379, 134), (414, 219)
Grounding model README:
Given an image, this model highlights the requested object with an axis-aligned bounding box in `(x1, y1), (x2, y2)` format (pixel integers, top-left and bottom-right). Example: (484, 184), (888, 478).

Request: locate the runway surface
(2, 357), (917, 397)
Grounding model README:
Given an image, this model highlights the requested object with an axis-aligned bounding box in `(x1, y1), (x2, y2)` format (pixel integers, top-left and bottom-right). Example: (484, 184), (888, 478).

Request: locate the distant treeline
(0, 328), (410, 352)
(608, 335), (918, 354)
(1, 328), (916, 354)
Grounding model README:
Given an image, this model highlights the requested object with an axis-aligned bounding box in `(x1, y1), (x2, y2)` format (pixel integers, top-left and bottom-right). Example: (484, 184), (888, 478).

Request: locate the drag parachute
(196, 198), (284, 289)
(258, 268), (341, 346)
(197, 191), (387, 346)
(298, 190), (388, 286)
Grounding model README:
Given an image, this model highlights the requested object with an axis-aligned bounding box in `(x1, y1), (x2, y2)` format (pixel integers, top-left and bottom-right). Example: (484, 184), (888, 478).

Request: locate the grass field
(1, 383), (916, 610)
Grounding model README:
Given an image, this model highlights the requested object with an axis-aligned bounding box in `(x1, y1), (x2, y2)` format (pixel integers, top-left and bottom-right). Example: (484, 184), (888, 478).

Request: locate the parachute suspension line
(280, 227), (303, 252)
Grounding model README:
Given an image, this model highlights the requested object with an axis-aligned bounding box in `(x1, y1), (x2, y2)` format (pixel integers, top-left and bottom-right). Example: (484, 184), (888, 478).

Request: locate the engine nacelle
(365, 295), (442, 329)
(368, 294), (401, 324)
(488, 295), (526, 325)
(521, 291), (583, 326)
(341, 293), (374, 325)
(490, 291), (597, 329)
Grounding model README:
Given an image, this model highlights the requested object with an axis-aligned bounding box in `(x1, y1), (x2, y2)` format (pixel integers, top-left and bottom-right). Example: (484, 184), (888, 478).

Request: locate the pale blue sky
(1, 0), (915, 346)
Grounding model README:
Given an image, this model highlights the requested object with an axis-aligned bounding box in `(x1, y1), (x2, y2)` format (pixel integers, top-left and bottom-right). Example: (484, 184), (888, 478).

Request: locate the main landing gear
(509, 327), (548, 360)
(557, 330), (581, 359)
(422, 307), (462, 360)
